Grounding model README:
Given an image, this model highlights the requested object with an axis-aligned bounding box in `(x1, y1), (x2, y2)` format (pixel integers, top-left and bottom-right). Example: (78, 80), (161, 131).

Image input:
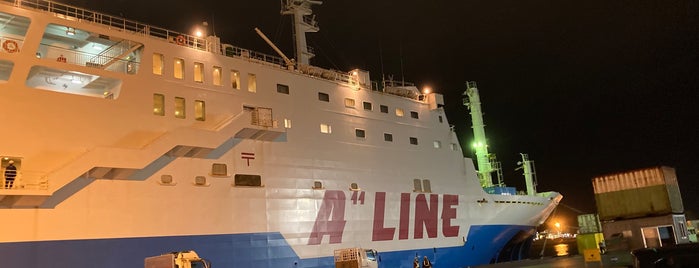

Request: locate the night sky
(60, 0), (698, 228)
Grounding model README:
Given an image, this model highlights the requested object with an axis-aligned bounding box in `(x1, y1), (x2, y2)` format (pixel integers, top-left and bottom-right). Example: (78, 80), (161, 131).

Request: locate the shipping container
(578, 214), (602, 234)
(601, 214), (690, 250)
(576, 232), (604, 255)
(592, 166), (683, 221)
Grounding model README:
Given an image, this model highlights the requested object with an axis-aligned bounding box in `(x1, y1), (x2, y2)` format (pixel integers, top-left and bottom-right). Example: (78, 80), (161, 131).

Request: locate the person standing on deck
(4, 160), (17, 189)
(422, 256), (432, 268)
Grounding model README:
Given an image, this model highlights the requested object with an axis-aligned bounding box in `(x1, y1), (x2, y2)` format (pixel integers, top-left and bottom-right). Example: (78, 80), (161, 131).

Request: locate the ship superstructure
(0, 1), (560, 267)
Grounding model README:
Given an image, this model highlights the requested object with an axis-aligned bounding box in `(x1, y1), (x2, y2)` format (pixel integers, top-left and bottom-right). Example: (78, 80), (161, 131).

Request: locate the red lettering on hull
(308, 190), (347, 245)
(414, 194), (439, 239)
(309, 191), (460, 244)
(372, 192), (395, 241)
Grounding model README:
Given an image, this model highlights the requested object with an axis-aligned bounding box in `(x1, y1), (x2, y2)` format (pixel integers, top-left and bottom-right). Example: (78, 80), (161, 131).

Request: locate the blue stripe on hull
(0, 225), (533, 268)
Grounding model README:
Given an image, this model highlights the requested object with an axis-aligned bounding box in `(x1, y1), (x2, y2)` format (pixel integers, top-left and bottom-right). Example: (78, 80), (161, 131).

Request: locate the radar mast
(281, 0), (322, 65)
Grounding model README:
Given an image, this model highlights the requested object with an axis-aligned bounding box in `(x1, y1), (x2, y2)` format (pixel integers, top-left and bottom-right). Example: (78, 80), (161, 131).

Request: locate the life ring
(3, 40), (19, 53)
(175, 35), (186, 46)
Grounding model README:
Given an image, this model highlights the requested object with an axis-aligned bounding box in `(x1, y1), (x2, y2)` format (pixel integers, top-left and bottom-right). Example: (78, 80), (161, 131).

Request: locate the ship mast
(281, 0), (322, 65)
(463, 81), (495, 188)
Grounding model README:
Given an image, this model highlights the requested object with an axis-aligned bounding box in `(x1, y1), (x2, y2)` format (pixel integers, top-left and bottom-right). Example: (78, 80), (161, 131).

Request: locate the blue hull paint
(0, 225), (534, 268)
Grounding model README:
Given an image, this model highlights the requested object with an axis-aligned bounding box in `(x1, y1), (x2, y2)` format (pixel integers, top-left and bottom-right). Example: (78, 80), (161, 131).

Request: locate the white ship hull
(0, 1), (560, 267)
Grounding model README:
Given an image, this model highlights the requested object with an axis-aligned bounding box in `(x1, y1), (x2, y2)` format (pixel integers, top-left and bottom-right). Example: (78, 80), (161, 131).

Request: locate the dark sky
(61, 0), (698, 227)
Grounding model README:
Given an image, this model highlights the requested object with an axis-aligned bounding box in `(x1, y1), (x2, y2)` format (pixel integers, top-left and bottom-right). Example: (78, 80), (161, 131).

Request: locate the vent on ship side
(159, 174), (176, 186)
(194, 176), (209, 186)
(211, 163), (228, 176)
(413, 179), (423, 192)
(234, 174), (262, 187)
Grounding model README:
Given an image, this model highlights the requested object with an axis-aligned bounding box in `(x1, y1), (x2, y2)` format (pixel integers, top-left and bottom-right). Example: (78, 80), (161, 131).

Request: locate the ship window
(413, 179), (422, 192)
(231, 70), (240, 89)
(438, 115), (443, 123)
(320, 124), (332, 134)
(194, 100), (205, 121)
(349, 182), (360, 191)
(248, 73), (257, 92)
(395, 108), (404, 117)
(174, 58), (184, 79)
(355, 129), (366, 138)
(313, 181), (324, 189)
(284, 118), (292, 129)
(363, 101), (372, 111)
(411, 111), (419, 119)
(153, 93), (165, 116)
(380, 105), (388, 113)
(422, 179), (432, 192)
(211, 163), (227, 176)
(384, 133), (393, 142)
(409, 137), (418, 145)
(212, 66), (222, 86)
(152, 53), (163, 75)
(318, 92), (330, 102)
(234, 174), (262, 187)
(433, 140), (441, 148)
(175, 97), (186, 119)
(0, 60), (14, 81)
(277, 84), (290, 94)
(450, 143), (458, 151)
(193, 62), (204, 83)
(344, 98), (355, 108)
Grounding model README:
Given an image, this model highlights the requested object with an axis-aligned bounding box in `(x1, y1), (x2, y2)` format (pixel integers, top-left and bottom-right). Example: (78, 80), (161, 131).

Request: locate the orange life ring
(3, 40), (19, 53)
(175, 35), (186, 46)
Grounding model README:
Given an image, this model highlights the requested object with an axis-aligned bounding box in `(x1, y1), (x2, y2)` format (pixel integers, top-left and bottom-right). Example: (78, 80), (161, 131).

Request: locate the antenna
(379, 39), (385, 87)
(399, 42), (404, 85)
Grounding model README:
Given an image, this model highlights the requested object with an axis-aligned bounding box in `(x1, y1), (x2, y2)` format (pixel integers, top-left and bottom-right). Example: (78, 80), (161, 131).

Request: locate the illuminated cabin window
(247, 73), (257, 92)
(438, 115), (443, 123)
(174, 97), (185, 119)
(410, 111), (419, 119)
(0, 60), (14, 81)
(277, 84), (289, 94)
(231, 70), (240, 89)
(422, 179), (432, 193)
(363, 101), (372, 111)
(413, 179), (422, 192)
(212, 66), (222, 86)
(355, 128), (366, 138)
(320, 123), (332, 134)
(284, 118), (292, 129)
(211, 163), (227, 176)
(395, 108), (404, 117)
(153, 93), (165, 116)
(409, 137), (418, 145)
(194, 100), (205, 121)
(152, 53), (163, 75)
(318, 92), (329, 102)
(433, 140), (441, 148)
(344, 98), (355, 108)
(193, 62), (204, 83)
(380, 105), (388, 113)
(384, 133), (393, 142)
(174, 58), (184, 79)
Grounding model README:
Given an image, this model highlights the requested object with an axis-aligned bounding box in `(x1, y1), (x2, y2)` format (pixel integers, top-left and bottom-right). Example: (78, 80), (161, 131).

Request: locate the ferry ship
(0, 1), (561, 267)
